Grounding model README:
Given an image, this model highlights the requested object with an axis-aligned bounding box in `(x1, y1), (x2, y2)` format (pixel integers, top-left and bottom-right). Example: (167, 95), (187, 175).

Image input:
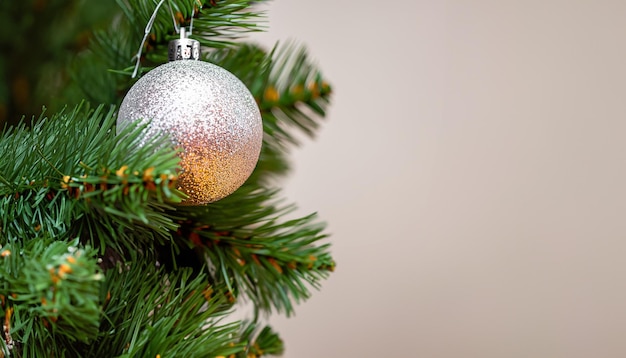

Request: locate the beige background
(251, 1), (626, 357)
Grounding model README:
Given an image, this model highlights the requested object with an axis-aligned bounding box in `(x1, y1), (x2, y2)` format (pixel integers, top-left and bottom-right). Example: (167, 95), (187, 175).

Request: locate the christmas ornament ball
(117, 60), (263, 205)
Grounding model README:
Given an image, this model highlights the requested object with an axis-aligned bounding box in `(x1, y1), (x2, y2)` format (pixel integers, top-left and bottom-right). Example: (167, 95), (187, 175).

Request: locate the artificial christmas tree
(0, 1), (333, 356)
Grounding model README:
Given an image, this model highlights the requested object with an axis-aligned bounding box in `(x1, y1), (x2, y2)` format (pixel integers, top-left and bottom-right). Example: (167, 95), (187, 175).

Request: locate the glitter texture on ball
(117, 60), (263, 205)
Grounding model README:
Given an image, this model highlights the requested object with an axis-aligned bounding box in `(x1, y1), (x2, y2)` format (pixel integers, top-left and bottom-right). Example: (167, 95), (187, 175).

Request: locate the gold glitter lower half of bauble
(176, 145), (255, 205)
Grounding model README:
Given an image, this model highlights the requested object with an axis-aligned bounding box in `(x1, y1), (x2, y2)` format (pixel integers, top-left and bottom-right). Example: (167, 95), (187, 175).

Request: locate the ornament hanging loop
(132, 0), (199, 77)
(168, 28), (201, 61)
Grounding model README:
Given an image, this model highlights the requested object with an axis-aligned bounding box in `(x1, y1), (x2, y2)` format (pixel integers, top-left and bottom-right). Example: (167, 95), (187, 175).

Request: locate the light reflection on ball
(117, 60), (263, 205)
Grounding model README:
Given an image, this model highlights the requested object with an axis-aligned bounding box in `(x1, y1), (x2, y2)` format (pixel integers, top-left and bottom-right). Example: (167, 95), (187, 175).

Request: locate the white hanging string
(132, 0), (197, 78)
(167, 1), (180, 34)
(189, 6), (195, 35)
(132, 0), (167, 78)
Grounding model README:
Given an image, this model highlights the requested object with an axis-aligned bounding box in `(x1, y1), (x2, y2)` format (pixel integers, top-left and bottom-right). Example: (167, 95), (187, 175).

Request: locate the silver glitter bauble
(117, 60), (263, 205)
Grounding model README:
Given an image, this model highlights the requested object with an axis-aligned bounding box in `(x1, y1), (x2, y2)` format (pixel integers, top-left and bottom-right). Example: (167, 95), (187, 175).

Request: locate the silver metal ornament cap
(168, 28), (200, 61)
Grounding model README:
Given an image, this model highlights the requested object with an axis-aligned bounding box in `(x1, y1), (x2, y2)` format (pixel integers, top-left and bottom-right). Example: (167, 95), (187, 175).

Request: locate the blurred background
(252, 1), (626, 357)
(0, 1), (118, 126)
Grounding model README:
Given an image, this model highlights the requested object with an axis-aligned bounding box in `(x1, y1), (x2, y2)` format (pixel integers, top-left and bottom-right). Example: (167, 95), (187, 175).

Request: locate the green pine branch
(237, 321), (284, 357)
(0, 238), (102, 357)
(258, 43), (332, 145)
(117, 0), (268, 67)
(0, 104), (186, 254)
(175, 185), (335, 315)
(63, 0), (268, 108)
(0, 100), (334, 353)
(85, 263), (243, 357)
